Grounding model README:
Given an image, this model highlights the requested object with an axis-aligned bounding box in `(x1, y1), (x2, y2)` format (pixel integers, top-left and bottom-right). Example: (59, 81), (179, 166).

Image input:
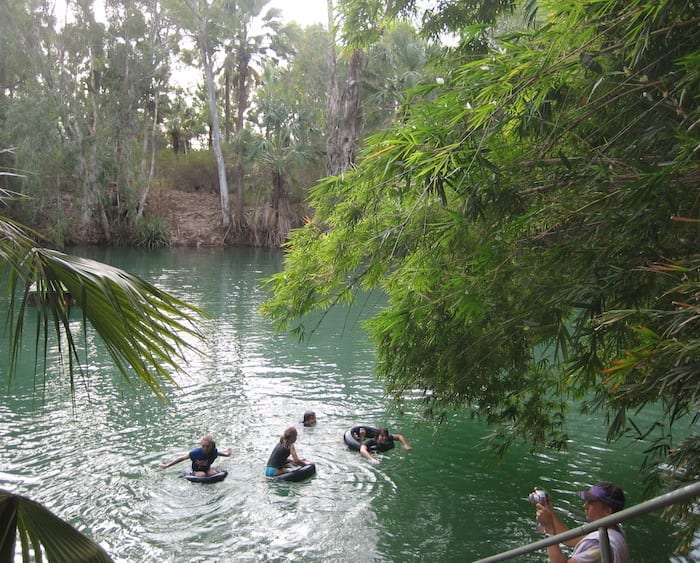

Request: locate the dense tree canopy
(0, 0), (335, 247)
(263, 0), (699, 549)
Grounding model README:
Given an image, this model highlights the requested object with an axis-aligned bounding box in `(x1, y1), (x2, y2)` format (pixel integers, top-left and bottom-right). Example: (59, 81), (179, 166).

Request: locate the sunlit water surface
(0, 247), (695, 562)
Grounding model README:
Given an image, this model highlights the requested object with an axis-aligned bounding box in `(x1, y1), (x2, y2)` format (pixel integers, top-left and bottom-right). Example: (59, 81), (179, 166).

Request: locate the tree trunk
(326, 1), (363, 176)
(271, 170), (284, 212)
(224, 65), (232, 143)
(199, 24), (230, 229)
(206, 60), (231, 229)
(184, 0), (230, 230)
(136, 90), (159, 222)
(326, 0), (339, 175)
(137, 0), (164, 223)
(79, 21), (110, 242)
(234, 48), (251, 224)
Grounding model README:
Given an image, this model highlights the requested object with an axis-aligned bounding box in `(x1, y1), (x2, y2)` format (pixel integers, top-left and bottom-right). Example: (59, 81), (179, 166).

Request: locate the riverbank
(161, 188), (223, 247)
(57, 188), (231, 247)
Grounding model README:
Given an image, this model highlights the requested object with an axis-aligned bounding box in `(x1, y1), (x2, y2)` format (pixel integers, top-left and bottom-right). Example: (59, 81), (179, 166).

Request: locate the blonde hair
(280, 426), (297, 446)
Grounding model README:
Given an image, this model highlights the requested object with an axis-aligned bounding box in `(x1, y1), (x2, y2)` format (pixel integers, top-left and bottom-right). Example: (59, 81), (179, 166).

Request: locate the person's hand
(535, 498), (555, 534)
(225, 448), (232, 456)
(403, 445), (412, 450)
(369, 457), (380, 465)
(157, 463), (167, 469)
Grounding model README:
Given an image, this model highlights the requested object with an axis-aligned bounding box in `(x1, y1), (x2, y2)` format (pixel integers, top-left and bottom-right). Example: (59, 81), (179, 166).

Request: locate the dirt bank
(161, 189), (225, 247)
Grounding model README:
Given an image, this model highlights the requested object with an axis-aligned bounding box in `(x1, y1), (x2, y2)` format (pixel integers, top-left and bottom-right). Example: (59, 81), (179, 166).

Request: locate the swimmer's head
(302, 411), (317, 426)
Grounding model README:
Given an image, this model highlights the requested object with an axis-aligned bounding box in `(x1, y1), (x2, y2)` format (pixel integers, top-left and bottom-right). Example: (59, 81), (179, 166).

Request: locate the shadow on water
(0, 247), (695, 562)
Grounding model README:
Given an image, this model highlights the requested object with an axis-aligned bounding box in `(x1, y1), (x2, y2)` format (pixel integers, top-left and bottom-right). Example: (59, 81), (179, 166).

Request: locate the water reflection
(0, 247), (694, 562)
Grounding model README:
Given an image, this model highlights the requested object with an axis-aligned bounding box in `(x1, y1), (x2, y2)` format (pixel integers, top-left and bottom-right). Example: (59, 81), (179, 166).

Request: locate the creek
(0, 247), (694, 562)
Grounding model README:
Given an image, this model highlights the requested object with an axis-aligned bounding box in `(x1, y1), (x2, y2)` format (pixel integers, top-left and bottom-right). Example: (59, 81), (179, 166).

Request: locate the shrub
(131, 216), (171, 248)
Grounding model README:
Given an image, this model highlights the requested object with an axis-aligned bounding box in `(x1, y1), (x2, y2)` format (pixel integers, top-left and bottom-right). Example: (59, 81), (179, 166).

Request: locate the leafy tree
(247, 62), (324, 246)
(325, 0), (514, 174)
(349, 0), (519, 38)
(283, 23), (333, 148)
(219, 0), (294, 228)
(128, 0), (180, 225)
(361, 20), (438, 132)
(262, 0), (699, 549)
(279, 23), (333, 192)
(1, 0), (178, 246)
(162, 88), (207, 154)
(177, 0), (232, 229)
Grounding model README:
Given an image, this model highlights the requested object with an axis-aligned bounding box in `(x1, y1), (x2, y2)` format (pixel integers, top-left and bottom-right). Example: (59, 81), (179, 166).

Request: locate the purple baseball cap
(578, 482), (626, 511)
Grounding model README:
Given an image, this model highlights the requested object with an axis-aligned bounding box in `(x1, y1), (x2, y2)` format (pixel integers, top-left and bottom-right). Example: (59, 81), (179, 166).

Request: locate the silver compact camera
(528, 488), (549, 504)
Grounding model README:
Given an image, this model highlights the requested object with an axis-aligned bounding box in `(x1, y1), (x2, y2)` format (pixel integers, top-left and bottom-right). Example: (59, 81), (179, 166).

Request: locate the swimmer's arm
(157, 453), (189, 469)
(289, 444), (308, 465)
(393, 434), (412, 450)
(359, 444), (380, 464)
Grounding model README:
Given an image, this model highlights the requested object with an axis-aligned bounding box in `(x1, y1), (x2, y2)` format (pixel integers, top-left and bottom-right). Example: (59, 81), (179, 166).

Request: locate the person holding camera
(534, 481), (630, 563)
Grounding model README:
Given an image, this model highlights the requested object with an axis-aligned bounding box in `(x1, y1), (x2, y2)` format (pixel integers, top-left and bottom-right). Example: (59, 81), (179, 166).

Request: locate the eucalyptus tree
(263, 0), (699, 548)
(60, 1), (114, 237)
(131, 0), (180, 223)
(0, 2), (34, 138)
(90, 0), (180, 231)
(1, 0), (176, 244)
(0, 0), (95, 232)
(178, 0), (231, 229)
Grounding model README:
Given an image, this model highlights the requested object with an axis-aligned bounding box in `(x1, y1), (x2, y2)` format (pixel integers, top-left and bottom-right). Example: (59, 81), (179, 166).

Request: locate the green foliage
(1, 0), (179, 243)
(45, 206), (72, 250)
(156, 149), (220, 193)
(336, 0), (518, 45)
(0, 489), (113, 562)
(361, 21), (440, 132)
(130, 215), (172, 249)
(263, 0), (699, 548)
(0, 191), (207, 400)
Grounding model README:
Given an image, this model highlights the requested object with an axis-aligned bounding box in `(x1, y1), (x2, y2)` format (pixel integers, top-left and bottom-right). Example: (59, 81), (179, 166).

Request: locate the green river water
(0, 247), (695, 562)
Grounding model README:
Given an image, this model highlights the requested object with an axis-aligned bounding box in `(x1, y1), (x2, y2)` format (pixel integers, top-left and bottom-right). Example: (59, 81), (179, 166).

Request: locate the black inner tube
(182, 469), (228, 483)
(343, 425), (379, 451)
(270, 463), (316, 482)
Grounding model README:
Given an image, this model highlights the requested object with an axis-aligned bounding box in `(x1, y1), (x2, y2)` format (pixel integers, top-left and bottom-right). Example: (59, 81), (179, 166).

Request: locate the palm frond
(1, 489), (113, 563)
(1, 217), (208, 398)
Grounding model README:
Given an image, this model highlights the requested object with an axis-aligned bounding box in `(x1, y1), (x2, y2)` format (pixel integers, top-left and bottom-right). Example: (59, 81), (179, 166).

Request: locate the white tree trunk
(185, 0), (231, 230)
